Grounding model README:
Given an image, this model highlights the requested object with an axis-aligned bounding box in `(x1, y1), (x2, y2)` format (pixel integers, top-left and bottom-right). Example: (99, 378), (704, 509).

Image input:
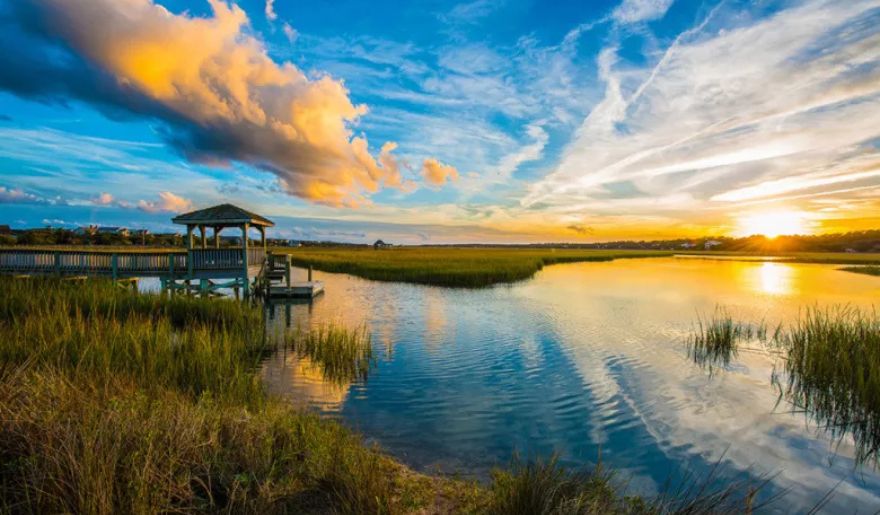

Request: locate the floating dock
(268, 280), (324, 299)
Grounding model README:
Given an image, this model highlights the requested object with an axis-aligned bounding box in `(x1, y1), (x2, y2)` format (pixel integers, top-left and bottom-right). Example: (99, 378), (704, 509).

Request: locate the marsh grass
(288, 323), (375, 384)
(687, 309), (773, 373)
(840, 265), (880, 277)
(0, 278), (459, 513)
(279, 247), (670, 288)
(486, 454), (777, 515)
(772, 306), (880, 466)
(0, 278), (775, 513)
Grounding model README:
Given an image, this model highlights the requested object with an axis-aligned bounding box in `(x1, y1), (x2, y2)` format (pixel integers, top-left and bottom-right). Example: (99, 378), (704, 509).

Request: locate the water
(259, 257), (880, 511)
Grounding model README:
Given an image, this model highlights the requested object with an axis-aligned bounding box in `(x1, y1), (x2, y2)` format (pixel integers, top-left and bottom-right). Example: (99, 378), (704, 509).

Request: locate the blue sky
(0, 0), (878, 243)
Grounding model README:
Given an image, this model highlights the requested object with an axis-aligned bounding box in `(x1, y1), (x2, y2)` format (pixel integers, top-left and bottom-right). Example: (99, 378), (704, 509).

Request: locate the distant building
(0, 224), (11, 235)
(97, 226), (130, 237)
(704, 240), (722, 250)
(373, 239), (391, 249)
(680, 242), (696, 249)
(845, 248), (858, 253)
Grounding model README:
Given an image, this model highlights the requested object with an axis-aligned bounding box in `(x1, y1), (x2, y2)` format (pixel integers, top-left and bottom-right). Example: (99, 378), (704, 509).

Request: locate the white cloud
(612, 0), (674, 24)
(524, 0), (880, 223)
(265, 0), (276, 21)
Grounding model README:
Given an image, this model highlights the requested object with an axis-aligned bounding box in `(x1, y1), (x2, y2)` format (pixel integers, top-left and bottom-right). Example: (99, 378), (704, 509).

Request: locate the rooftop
(171, 203), (275, 227)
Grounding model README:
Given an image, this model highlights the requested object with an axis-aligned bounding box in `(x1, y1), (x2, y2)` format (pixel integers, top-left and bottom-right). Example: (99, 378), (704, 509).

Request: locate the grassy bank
(0, 278), (769, 513)
(276, 247), (670, 287)
(0, 278), (477, 513)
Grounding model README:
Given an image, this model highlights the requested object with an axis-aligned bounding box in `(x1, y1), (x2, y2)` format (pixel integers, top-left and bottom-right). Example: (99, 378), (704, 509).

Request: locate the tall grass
(773, 306), (880, 466)
(288, 323), (374, 384)
(687, 309), (771, 372)
(0, 278), (461, 513)
(0, 278), (773, 513)
(279, 247), (669, 287)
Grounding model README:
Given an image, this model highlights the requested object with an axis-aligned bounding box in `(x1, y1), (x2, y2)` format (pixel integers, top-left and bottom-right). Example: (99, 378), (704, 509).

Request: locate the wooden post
(308, 265), (313, 282)
(111, 253), (118, 280)
(241, 223), (250, 298)
(260, 226), (266, 251)
(214, 226), (221, 248)
(186, 225), (193, 250)
(199, 225), (207, 249)
(285, 254), (291, 288)
(54, 251), (61, 276)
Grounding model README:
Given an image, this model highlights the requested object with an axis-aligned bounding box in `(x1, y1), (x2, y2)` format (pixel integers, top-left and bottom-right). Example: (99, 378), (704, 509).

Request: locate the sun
(736, 210), (810, 238)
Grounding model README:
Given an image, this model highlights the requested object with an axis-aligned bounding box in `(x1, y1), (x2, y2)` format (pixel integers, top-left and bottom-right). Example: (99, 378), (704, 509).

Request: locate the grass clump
(289, 323), (375, 384)
(773, 306), (880, 466)
(687, 309), (770, 372)
(278, 247), (669, 288)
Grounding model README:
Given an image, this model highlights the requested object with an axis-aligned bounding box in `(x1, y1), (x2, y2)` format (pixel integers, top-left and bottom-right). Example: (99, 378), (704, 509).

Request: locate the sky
(0, 0), (878, 244)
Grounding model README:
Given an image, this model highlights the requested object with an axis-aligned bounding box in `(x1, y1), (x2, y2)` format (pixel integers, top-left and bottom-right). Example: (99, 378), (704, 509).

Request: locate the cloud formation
(422, 158), (459, 187)
(525, 0), (880, 227)
(612, 0), (674, 24)
(137, 191), (193, 213)
(92, 192), (114, 205)
(2, 0), (408, 207)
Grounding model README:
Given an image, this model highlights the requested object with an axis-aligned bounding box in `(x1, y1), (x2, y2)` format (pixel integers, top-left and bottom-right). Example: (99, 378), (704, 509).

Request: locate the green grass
(687, 309), (772, 372)
(288, 323), (375, 384)
(0, 278), (773, 513)
(275, 247), (671, 287)
(687, 305), (880, 467)
(773, 306), (880, 467)
(840, 265), (880, 277)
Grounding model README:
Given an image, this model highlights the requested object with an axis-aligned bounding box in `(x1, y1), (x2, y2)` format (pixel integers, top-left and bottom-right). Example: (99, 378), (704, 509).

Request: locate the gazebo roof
(171, 203), (275, 227)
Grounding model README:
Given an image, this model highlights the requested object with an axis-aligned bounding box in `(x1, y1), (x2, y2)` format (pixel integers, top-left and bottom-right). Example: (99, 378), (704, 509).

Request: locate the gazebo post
(259, 226), (266, 251)
(199, 225), (207, 249)
(214, 226), (221, 249)
(185, 225), (193, 250)
(241, 222), (249, 297)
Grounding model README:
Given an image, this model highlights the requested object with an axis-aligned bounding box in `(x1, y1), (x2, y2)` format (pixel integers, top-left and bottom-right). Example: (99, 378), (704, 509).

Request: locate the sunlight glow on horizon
(735, 210), (812, 239)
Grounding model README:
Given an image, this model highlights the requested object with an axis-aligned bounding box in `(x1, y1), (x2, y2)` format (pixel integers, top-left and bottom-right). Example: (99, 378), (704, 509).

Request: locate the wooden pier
(0, 204), (321, 301)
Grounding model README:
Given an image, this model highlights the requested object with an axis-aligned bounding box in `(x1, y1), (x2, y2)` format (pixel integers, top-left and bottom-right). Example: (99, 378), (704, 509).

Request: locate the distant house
(373, 239), (391, 249)
(680, 242), (696, 249)
(704, 240), (722, 250)
(98, 226), (130, 237)
(76, 225), (98, 236)
(0, 224), (11, 235)
(845, 248), (858, 253)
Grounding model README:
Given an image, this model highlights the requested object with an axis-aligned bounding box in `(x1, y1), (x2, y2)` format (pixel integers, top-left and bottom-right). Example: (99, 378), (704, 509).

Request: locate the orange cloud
(92, 192), (114, 205)
(422, 158), (459, 187)
(137, 191), (193, 213)
(19, 0), (406, 207)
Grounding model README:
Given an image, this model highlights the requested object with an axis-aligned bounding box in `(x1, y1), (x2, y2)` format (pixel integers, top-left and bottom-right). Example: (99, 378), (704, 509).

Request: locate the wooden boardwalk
(0, 248), (265, 279)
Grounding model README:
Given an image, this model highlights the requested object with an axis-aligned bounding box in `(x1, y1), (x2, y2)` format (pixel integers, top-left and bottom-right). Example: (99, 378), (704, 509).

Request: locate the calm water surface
(260, 257), (880, 512)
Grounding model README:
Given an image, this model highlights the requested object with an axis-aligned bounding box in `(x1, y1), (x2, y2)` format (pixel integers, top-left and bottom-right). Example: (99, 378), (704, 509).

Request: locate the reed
(773, 306), (880, 466)
(288, 323), (375, 384)
(687, 309), (769, 371)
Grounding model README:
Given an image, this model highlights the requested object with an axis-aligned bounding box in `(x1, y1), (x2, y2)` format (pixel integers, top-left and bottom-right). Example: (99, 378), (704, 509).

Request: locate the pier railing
(0, 249), (188, 277)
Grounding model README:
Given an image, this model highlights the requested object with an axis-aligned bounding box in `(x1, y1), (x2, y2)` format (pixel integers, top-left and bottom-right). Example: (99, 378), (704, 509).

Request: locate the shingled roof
(171, 204), (275, 227)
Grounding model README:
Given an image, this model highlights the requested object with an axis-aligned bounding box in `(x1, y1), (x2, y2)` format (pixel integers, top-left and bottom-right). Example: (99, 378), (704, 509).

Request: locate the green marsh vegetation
(773, 306), (880, 467)
(689, 305), (880, 467)
(0, 277), (478, 513)
(0, 277), (777, 513)
(288, 322), (375, 384)
(687, 308), (776, 373)
(840, 265), (880, 277)
(279, 247), (671, 287)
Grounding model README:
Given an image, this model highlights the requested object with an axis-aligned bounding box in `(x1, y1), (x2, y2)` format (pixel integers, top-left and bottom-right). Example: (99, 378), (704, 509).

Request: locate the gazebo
(172, 203), (274, 251)
(171, 203), (275, 297)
